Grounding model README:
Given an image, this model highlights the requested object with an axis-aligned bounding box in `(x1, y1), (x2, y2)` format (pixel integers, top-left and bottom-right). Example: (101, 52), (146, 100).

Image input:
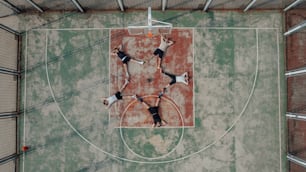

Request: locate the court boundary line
(22, 30), (28, 172)
(43, 28), (259, 164)
(108, 29), (111, 126)
(39, 27), (267, 164)
(276, 29), (282, 172)
(32, 27), (279, 31)
(192, 28), (195, 128)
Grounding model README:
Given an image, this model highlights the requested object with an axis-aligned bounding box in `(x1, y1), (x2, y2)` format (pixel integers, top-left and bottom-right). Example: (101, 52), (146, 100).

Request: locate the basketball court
(19, 10), (286, 172)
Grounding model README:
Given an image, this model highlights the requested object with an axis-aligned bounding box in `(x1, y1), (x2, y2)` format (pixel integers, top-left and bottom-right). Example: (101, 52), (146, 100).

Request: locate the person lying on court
(102, 79), (131, 109)
(162, 70), (189, 90)
(152, 35), (174, 70)
(134, 92), (167, 128)
(111, 44), (145, 79)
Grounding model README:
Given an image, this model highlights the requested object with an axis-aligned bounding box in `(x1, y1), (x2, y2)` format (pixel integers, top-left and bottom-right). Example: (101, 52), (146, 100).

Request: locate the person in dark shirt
(111, 45), (145, 79)
(162, 70), (189, 90)
(136, 92), (167, 128)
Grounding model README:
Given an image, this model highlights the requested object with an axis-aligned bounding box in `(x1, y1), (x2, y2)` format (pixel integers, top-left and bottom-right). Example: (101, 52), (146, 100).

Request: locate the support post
(117, 0), (124, 12)
(70, 0), (84, 12)
(284, 20), (306, 36)
(25, 0), (43, 12)
(0, 24), (20, 35)
(0, 0), (21, 13)
(287, 154), (306, 168)
(284, 0), (304, 12)
(287, 112), (306, 121)
(148, 7), (152, 27)
(0, 67), (19, 75)
(285, 67), (306, 77)
(0, 112), (18, 119)
(0, 154), (17, 165)
(244, 0), (256, 12)
(203, 0), (213, 12)
(162, 0), (167, 11)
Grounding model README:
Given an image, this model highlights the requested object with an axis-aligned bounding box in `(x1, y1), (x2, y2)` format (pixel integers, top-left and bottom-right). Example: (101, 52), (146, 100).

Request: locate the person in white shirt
(152, 35), (174, 70)
(102, 79), (132, 108)
(111, 45), (145, 80)
(162, 70), (189, 90)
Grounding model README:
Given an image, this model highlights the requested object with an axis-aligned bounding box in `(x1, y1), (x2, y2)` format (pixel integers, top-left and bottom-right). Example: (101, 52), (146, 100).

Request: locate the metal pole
(244, 0), (256, 12)
(148, 7), (152, 27)
(203, 0), (213, 12)
(117, 0), (124, 11)
(70, 0), (84, 12)
(285, 67), (306, 77)
(0, 112), (18, 119)
(0, 67), (19, 75)
(0, 154), (17, 165)
(25, 0), (43, 12)
(287, 154), (306, 168)
(162, 0), (167, 11)
(284, 0), (304, 12)
(284, 20), (306, 36)
(0, 24), (20, 35)
(0, 0), (21, 13)
(286, 112), (306, 121)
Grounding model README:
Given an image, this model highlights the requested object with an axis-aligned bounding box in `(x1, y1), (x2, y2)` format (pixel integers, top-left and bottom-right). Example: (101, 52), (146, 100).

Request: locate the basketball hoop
(147, 31), (153, 38)
(128, 7), (172, 37)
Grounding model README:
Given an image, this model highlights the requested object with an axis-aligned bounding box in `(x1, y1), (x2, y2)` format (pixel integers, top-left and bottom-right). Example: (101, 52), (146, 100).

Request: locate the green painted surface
(18, 11), (286, 172)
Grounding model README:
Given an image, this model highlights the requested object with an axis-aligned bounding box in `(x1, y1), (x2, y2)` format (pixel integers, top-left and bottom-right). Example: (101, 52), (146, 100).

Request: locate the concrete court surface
(14, 10), (286, 172)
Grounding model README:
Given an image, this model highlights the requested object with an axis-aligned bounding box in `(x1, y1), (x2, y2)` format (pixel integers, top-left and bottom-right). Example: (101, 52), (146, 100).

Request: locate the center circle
(119, 95), (185, 160)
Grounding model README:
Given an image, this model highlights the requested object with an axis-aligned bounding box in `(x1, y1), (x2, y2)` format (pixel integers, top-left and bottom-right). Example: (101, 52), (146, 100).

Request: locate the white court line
(33, 27), (111, 31)
(22, 30), (28, 172)
(114, 126), (194, 129)
(276, 29), (282, 172)
(108, 29), (111, 126)
(192, 27), (195, 128)
(196, 26), (278, 30)
(32, 26), (279, 31)
(45, 28), (259, 164)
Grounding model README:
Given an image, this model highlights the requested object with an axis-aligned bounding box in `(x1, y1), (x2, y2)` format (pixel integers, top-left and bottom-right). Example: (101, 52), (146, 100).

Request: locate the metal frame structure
(288, 154), (306, 168)
(25, 0), (43, 12)
(0, 23), (21, 172)
(284, 0), (305, 11)
(70, 0), (84, 12)
(285, 67), (306, 77)
(0, 24), (20, 35)
(117, 0), (124, 11)
(244, 0), (256, 12)
(287, 112), (306, 121)
(127, 7), (172, 36)
(284, 20), (306, 36)
(203, 0), (213, 12)
(0, 0), (20, 13)
(162, 0), (167, 11)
